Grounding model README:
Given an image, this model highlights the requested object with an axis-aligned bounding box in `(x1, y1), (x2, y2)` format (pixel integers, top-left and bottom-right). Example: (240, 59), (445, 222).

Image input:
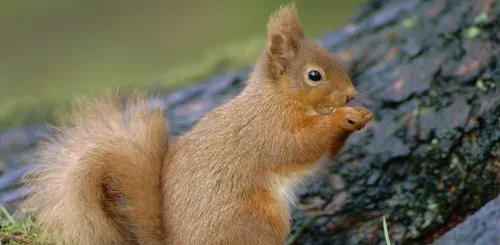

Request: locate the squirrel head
(260, 3), (357, 115)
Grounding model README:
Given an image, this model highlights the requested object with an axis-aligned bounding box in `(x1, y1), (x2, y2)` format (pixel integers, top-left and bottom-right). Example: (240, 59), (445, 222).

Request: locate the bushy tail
(21, 91), (168, 245)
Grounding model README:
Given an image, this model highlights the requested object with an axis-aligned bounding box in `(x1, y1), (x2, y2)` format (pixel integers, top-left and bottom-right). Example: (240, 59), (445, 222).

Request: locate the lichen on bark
(289, 0), (500, 244)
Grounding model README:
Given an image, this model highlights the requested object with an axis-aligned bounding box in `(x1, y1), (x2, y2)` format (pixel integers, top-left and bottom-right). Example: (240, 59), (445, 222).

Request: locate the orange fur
(22, 91), (167, 245)
(245, 189), (289, 235)
(21, 3), (372, 245)
(162, 4), (371, 244)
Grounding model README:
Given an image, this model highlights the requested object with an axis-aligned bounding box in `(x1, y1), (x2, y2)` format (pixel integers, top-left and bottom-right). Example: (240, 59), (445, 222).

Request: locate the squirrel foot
(333, 107), (372, 133)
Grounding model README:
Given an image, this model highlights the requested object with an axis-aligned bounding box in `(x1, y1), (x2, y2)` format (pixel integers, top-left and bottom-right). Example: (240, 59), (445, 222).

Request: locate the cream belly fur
(273, 151), (331, 210)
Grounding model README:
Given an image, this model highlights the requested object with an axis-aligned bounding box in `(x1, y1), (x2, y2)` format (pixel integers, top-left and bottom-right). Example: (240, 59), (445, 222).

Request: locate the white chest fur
(276, 175), (302, 208)
(273, 152), (331, 210)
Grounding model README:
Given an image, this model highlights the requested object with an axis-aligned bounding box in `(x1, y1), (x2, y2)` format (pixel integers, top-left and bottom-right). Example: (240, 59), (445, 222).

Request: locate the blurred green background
(0, 0), (364, 127)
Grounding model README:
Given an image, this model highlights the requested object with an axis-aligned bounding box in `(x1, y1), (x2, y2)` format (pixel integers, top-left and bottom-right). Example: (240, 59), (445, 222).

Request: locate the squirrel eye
(308, 70), (322, 82)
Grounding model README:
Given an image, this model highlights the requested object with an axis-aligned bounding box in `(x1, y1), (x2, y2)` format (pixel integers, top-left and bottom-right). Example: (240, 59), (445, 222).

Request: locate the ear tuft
(266, 3), (305, 40)
(264, 3), (304, 79)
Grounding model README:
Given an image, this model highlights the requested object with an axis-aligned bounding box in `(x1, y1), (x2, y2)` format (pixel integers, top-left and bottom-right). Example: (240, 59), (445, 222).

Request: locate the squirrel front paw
(333, 107), (372, 133)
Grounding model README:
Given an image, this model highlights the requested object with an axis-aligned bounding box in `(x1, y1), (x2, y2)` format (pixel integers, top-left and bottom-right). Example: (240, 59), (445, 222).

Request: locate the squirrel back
(22, 91), (168, 245)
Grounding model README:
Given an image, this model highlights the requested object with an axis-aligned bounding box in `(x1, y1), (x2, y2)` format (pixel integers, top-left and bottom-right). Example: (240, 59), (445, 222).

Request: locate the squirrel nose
(346, 94), (356, 103)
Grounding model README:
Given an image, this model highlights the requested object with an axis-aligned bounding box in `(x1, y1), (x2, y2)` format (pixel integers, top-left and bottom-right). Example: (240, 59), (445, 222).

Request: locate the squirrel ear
(266, 33), (295, 78)
(265, 4), (304, 78)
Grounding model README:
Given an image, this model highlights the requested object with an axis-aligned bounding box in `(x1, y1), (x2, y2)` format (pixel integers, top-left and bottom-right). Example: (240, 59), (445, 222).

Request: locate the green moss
(402, 16), (419, 29)
(0, 206), (45, 244)
(464, 26), (481, 39)
(476, 79), (488, 92)
(474, 12), (488, 24)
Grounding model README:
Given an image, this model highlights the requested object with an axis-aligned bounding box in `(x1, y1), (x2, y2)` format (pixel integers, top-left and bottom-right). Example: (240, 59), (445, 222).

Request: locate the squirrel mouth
(316, 104), (335, 116)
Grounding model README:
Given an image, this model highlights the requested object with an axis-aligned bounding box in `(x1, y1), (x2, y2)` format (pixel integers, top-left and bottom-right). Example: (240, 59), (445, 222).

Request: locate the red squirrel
(22, 3), (372, 245)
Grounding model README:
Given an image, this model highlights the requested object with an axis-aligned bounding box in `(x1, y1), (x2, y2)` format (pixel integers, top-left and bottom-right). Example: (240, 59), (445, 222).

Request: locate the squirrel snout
(346, 87), (357, 103)
(346, 94), (356, 103)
